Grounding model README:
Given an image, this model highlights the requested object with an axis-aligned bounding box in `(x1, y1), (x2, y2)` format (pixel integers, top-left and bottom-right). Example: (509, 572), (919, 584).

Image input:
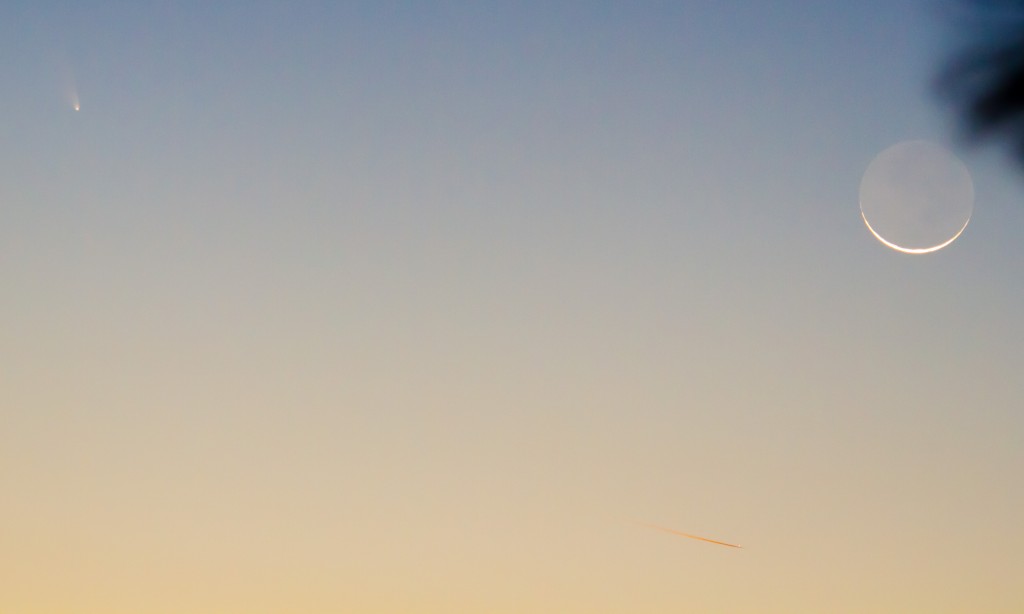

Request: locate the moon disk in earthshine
(859, 140), (973, 254)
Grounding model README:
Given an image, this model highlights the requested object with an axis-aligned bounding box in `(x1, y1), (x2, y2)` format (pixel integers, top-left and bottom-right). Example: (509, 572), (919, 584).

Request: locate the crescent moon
(859, 141), (973, 254)
(860, 210), (970, 255)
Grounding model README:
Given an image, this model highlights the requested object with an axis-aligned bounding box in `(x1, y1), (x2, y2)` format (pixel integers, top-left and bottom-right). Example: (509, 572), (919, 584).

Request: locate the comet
(636, 521), (742, 549)
(61, 59), (80, 111)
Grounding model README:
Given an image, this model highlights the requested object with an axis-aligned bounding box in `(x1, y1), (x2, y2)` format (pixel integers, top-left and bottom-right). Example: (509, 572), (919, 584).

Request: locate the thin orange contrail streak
(636, 522), (742, 549)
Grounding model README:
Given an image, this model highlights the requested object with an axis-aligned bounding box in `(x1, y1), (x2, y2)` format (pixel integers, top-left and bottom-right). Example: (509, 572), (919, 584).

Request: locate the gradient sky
(3, 2), (1024, 613)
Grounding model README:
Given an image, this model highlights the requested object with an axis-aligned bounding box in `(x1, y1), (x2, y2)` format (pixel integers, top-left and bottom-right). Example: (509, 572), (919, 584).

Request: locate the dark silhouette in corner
(938, 1), (1024, 162)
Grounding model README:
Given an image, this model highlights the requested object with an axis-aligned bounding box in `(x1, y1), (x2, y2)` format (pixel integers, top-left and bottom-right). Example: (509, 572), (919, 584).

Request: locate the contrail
(635, 521), (742, 549)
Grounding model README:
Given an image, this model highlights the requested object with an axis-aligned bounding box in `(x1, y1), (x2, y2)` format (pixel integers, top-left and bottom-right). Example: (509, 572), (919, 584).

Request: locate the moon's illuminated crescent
(860, 209), (970, 255)
(859, 140), (973, 255)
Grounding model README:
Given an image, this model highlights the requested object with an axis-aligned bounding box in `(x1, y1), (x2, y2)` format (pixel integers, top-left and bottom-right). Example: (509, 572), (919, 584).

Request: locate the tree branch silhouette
(938, 1), (1024, 161)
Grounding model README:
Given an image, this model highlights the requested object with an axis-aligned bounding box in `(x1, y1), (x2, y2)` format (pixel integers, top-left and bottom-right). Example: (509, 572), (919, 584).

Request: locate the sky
(2, 2), (1024, 613)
